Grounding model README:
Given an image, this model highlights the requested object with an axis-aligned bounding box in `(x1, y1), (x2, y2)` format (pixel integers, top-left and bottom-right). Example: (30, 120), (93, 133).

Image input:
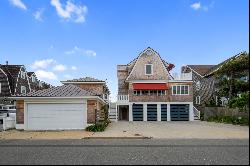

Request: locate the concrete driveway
(92, 121), (249, 139)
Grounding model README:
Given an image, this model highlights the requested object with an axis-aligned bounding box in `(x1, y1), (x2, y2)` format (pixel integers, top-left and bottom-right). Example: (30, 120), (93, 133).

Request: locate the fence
(204, 107), (249, 121)
(0, 113), (16, 131)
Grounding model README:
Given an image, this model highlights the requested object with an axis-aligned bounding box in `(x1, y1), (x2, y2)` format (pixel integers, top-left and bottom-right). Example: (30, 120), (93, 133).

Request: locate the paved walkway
(92, 121), (249, 139)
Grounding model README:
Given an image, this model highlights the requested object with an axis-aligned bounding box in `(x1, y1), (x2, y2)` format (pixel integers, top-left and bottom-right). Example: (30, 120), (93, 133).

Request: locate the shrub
(227, 92), (249, 111)
(207, 115), (249, 126)
(86, 121), (109, 132)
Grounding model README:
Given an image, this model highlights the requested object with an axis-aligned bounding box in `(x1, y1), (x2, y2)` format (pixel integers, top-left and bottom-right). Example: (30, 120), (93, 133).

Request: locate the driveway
(92, 121), (249, 139)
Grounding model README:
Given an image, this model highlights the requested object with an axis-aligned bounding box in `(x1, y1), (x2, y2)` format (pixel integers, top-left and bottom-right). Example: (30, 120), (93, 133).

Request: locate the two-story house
(0, 62), (51, 105)
(116, 47), (196, 121)
(181, 51), (249, 113)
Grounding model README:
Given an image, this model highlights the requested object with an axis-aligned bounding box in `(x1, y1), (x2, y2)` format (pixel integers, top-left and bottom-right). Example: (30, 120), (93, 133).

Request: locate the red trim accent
(133, 83), (169, 90)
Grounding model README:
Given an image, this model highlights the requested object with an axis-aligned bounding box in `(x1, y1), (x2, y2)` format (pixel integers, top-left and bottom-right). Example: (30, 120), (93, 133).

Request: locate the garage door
(147, 104), (157, 121)
(170, 104), (189, 121)
(132, 104), (143, 121)
(161, 104), (168, 121)
(27, 103), (86, 130)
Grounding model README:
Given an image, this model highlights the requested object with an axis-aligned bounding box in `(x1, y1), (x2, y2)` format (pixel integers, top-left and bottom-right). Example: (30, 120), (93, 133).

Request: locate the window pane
(146, 65), (152, 74)
(185, 86), (189, 94)
(181, 86), (185, 94)
(177, 86), (180, 94)
(173, 86), (176, 94)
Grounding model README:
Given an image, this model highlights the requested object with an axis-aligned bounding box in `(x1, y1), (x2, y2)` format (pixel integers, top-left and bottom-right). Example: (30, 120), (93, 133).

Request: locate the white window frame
(196, 96), (201, 105)
(172, 85), (189, 95)
(196, 81), (201, 91)
(145, 64), (153, 75)
(31, 76), (36, 82)
(21, 86), (26, 94)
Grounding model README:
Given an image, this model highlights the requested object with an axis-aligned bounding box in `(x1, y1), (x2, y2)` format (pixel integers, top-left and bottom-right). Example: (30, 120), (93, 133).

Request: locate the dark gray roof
(63, 77), (105, 82)
(186, 65), (215, 76)
(17, 84), (97, 97)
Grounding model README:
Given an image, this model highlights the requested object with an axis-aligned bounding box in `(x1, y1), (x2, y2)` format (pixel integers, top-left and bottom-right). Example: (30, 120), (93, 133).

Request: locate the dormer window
(20, 71), (26, 79)
(145, 64), (153, 75)
(21, 86), (26, 94)
(196, 81), (201, 91)
(32, 76), (36, 82)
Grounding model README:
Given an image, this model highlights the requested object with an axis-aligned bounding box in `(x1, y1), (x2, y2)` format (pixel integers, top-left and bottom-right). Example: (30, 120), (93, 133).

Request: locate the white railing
(117, 95), (129, 102)
(172, 72), (192, 80)
(0, 113), (16, 131)
(193, 106), (200, 120)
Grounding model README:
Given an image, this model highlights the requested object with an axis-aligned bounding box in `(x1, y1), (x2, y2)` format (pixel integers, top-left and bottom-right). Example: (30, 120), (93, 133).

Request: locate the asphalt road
(0, 139), (248, 165)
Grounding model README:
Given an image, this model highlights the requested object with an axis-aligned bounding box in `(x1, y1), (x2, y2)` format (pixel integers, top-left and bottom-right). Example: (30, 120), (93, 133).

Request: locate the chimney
(6, 61), (8, 65)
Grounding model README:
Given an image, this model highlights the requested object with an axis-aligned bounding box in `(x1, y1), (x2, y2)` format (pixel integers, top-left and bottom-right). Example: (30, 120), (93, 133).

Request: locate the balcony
(172, 72), (192, 81)
(117, 95), (129, 103)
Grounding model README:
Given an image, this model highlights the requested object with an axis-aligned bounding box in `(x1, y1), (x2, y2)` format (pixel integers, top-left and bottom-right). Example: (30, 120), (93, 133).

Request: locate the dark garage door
(161, 104), (168, 121)
(170, 104), (189, 121)
(132, 104), (143, 121)
(147, 104), (157, 121)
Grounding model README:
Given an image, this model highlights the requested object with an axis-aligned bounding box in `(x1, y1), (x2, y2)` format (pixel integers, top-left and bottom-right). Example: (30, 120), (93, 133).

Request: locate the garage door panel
(170, 104), (189, 121)
(27, 103), (85, 130)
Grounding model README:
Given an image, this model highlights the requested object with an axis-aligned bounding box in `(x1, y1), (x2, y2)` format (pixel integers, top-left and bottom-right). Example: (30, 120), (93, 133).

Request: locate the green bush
(207, 115), (249, 126)
(86, 121), (109, 132)
(227, 92), (249, 111)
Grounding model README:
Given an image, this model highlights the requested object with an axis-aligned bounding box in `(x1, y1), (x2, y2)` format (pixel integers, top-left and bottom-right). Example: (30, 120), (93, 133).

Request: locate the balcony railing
(172, 72), (192, 80)
(117, 95), (129, 103)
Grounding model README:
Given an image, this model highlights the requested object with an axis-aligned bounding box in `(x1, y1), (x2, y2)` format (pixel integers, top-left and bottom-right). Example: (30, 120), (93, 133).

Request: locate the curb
(83, 136), (152, 139)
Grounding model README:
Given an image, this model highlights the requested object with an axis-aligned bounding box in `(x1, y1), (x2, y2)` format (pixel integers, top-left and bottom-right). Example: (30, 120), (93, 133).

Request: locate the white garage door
(27, 103), (86, 130)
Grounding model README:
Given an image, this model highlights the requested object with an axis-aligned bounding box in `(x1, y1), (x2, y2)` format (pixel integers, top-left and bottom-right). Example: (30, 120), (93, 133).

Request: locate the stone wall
(16, 100), (24, 124)
(204, 107), (249, 121)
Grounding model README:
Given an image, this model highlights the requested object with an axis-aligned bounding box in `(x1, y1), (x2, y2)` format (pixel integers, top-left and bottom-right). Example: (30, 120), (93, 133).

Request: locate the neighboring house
(12, 84), (106, 130)
(61, 77), (110, 102)
(181, 52), (248, 112)
(116, 47), (196, 121)
(0, 62), (51, 105)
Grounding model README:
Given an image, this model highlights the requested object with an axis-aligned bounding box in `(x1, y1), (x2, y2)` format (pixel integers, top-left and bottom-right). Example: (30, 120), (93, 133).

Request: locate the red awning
(133, 83), (169, 90)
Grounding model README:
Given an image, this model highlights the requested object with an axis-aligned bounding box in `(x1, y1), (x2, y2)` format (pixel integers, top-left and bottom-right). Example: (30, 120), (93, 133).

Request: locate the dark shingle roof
(17, 84), (97, 97)
(64, 77), (105, 82)
(186, 65), (215, 76)
(1, 65), (23, 78)
(27, 72), (35, 77)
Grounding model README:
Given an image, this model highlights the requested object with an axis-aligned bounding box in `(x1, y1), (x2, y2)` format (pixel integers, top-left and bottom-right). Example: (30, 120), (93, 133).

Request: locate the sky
(0, 0), (249, 101)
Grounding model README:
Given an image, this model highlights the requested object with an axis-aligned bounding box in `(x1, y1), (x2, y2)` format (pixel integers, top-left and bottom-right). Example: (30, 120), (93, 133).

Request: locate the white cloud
(71, 66), (77, 70)
(50, 0), (88, 23)
(9, 0), (27, 10)
(33, 8), (45, 21)
(190, 1), (215, 11)
(190, 2), (201, 10)
(53, 64), (67, 71)
(35, 70), (58, 80)
(65, 46), (97, 57)
(31, 59), (56, 69)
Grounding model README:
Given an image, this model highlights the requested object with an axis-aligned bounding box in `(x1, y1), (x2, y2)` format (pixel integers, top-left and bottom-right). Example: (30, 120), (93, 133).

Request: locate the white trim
(195, 96), (201, 105)
(186, 66), (204, 78)
(171, 85), (189, 95)
(145, 64), (153, 75)
(157, 104), (161, 121)
(127, 80), (169, 83)
(14, 66), (24, 95)
(15, 124), (24, 130)
(143, 104), (147, 121)
(168, 80), (193, 83)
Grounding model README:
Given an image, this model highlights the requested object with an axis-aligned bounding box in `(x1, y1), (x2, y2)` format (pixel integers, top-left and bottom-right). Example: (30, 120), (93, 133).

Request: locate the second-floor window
(172, 85), (189, 95)
(145, 64), (153, 75)
(21, 86), (26, 94)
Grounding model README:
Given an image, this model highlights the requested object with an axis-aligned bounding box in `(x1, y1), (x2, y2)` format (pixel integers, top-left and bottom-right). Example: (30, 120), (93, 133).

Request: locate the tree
(215, 52), (249, 99)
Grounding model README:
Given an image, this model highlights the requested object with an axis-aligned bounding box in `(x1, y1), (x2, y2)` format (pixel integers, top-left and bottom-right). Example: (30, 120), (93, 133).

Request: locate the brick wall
(16, 100), (24, 124)
(128, 82), (193, 102)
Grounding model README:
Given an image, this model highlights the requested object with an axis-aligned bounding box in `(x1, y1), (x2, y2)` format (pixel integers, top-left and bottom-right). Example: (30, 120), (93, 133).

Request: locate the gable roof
(16, 84), (97, 97)
(0, 65), (23, 78)
(186, 65), (215, 76)
(124, 47), (174, 81)
(62, 77), (105, 83)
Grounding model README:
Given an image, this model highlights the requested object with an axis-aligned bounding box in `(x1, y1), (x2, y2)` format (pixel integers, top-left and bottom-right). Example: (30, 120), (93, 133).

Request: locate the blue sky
(0, 0), (249, 101)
